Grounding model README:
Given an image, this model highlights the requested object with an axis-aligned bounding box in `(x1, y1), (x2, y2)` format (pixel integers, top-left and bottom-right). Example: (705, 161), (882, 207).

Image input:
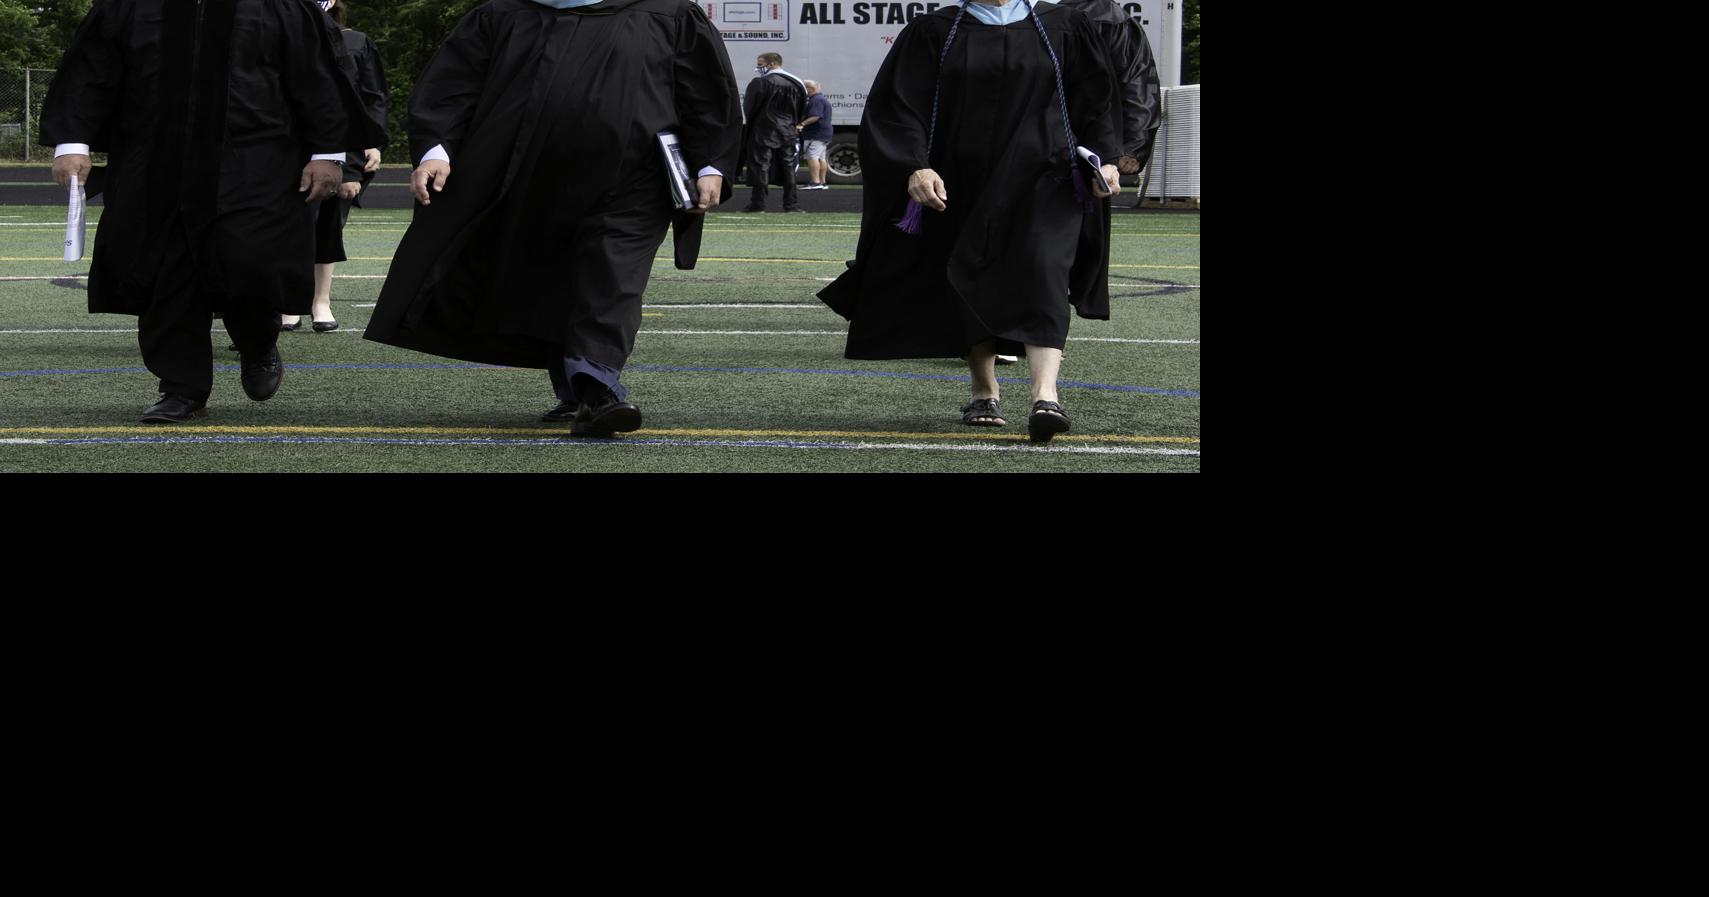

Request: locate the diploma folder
(64, 174), (86, 261)
(658, 131), (697, 211)
(1076, 146), (1112, 198)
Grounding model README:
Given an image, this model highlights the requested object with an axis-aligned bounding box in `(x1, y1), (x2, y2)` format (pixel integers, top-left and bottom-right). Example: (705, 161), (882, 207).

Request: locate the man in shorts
(796, 80), (833, 190)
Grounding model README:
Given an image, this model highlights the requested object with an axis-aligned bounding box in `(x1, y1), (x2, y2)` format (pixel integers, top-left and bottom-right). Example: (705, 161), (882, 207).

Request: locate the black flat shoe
(312, 320), (339, 332)
(570, 388), (642, 437)
(240, 345), (283, 401)
(141, 393), (207, 424)
(280, 321), (301, 332)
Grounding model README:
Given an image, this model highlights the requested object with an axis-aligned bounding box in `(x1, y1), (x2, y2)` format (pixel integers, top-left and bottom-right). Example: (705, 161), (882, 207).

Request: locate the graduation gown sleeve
(673, 2), (741, 180)
(1115, 17), (1161, 165)
(407, 5), (494, 164)
(38, 0), (129, 153)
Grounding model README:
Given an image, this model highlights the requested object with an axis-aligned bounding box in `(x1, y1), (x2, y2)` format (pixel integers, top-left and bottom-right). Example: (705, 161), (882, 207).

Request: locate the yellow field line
(2, 425), (1199, 445)
(673, 256), (1199, 270)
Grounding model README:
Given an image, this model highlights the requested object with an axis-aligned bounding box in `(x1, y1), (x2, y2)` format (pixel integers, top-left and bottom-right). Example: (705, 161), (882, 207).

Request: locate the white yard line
(1, 326), (1197, 344)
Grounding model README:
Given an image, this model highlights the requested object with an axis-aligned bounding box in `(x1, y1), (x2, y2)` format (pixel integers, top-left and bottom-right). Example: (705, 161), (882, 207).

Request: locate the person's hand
(362, 148), (382, 172)
(338, 181), (362, 200)
(300, 159), (341, 204)
(908, 168), (947, 211)
(1093, 165), (1121, 199)
(1117, 154), (1141, 176)
(412, 159), (450, 205)
(53, 153), (92, 189)
(690, 174), (723, 214)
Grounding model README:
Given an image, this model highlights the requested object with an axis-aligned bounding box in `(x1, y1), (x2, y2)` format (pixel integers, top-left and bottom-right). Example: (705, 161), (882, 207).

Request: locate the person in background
(284, 0), (391, 334)
(796, 80), (833, 190)
(741, 52), (807, 213)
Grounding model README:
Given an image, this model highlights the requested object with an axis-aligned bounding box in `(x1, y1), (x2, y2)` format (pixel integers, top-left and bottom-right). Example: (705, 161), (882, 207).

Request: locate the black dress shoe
(541, 400), (578, 423)
(570, 388), (642, 437)
(312, 319), (339, 332)
(240, 345), (283, 401)
(141, 394), (207, 424)
(740, 206), (765, 213)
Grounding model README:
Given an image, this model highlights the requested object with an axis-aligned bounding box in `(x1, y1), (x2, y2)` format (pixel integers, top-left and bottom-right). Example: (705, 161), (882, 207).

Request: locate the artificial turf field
(0, 199), (1199, 472)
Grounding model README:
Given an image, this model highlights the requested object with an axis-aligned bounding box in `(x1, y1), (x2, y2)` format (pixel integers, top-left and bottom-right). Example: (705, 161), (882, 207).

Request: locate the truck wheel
(827, 134), (862, 184)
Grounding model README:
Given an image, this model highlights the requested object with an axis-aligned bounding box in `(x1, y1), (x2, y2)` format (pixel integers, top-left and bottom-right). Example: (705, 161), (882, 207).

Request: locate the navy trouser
(547, 355), (626, 404)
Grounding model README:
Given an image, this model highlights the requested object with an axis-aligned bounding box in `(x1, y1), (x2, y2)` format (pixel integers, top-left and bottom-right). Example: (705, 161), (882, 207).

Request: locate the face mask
(755, 64), (770, 75)
(317, 1), (333, 10)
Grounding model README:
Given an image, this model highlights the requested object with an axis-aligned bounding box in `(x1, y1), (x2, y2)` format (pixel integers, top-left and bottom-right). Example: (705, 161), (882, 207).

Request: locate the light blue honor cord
(962, 0), (1032, 26)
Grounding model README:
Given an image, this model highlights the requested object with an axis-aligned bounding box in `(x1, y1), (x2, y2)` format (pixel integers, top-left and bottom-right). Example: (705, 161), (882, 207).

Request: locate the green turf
(0, 204), (1200, 472)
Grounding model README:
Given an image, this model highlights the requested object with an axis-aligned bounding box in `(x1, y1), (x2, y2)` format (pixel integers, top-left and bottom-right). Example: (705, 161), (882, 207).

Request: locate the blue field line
(0, 362), (1198, 398)
(0, 363), (498, 378)
(29, 435), (869, 448)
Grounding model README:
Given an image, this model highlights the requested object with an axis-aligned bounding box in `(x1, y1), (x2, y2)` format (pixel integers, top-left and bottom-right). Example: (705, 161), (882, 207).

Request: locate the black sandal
(960, 397), (1005, 427)
(1027, 400), (1071, 442)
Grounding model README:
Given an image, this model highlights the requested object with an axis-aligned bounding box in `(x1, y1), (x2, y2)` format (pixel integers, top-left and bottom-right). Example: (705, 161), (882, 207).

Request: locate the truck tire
(827, 133), (862, 184)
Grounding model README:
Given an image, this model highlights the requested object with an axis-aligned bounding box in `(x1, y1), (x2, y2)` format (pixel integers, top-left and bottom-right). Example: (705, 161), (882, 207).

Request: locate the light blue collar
(963, 0), (1033, 26)
(531, 0), (603, 8)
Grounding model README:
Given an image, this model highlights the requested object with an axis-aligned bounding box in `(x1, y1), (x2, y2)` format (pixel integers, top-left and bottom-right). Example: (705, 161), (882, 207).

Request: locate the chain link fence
(0, 69), (57, 162)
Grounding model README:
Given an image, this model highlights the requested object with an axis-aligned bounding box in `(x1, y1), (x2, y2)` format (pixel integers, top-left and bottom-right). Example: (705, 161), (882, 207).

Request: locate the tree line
(4, 0), (1197, 163)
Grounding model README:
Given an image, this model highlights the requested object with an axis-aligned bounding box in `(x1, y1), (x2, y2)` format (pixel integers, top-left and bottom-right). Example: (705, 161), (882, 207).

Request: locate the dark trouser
(746, 142), (799, 210)
(547, 355), (627, 405)
(139, 217), (280, 402)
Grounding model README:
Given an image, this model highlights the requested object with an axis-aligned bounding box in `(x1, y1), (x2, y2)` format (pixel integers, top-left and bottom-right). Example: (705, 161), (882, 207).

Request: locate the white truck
(708, 0), (1184, 182)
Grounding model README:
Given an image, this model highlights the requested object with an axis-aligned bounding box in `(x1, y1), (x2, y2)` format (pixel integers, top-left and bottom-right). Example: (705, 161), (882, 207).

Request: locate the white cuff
(698, 166), (722, 178)
(55, 143), (91, 158)
(310, 153), (346, 163)
(421, 145), (450, 165)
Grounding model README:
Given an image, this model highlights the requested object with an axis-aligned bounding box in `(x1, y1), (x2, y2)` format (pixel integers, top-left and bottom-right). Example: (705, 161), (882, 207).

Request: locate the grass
(0, 203), (1200, 472)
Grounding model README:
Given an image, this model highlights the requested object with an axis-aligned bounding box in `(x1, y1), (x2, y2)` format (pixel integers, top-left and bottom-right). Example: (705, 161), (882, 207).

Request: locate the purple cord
(895, 199), (925, 235)
(1071, 163), (1096, 211)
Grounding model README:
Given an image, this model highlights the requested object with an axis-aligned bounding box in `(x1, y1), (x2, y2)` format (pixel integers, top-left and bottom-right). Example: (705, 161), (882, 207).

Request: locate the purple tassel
(1071, 163), (1097, 212)
(895, 199), (925, 235)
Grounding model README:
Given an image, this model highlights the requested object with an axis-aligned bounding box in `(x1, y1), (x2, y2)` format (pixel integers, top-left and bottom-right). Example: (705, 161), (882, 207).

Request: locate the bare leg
(1025, 345), (1062, 404)
(960, 340), (1007, 425)
(312, 263), (335, 322)
(968, 340), (1000, 400)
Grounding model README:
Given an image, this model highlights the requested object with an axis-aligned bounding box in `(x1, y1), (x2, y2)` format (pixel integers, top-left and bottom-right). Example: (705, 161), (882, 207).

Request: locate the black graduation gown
(1058, 0), (1160, 338)
(38, 0), (385, 316)
(363, 0), (742, 373)
(743, 70), (807, 150)
(1059, 0), (1160, 164)
(816, 4), (1119, 360)
(315, 27), (392, 263)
